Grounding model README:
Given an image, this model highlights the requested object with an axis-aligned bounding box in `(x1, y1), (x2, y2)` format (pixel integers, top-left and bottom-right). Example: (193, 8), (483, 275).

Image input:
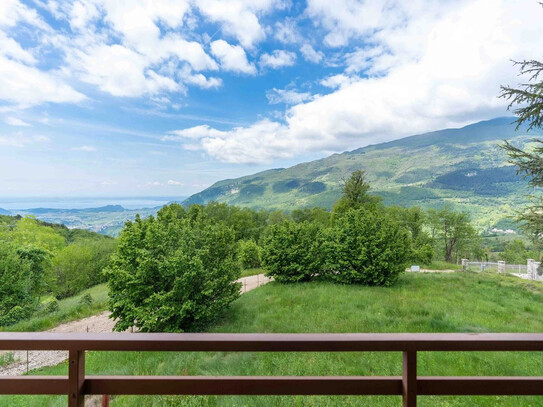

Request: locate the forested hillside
(185, 118), (542, 231)
(0, 215), (115, 326)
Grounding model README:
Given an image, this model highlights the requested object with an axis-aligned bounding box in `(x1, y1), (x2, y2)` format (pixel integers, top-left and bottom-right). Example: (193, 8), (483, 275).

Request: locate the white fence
(462, 259), (543, 282)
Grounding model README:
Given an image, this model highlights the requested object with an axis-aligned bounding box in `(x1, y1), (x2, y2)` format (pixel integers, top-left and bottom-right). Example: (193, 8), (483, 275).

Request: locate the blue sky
(1, 0), (542, 197)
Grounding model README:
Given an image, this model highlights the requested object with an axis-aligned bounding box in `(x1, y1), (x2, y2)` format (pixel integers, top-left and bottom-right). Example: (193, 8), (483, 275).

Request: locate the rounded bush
(262, 221), (322, 283)
(322, 209), (410, 286)
(239, 240), (262, 269)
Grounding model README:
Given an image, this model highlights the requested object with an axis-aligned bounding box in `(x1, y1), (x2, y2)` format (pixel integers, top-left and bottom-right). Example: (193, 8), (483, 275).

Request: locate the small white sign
(411, 265), (420, 272)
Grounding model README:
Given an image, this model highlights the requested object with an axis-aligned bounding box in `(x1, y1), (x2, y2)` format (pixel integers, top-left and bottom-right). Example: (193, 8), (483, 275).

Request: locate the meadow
(3, 272), (542, 406)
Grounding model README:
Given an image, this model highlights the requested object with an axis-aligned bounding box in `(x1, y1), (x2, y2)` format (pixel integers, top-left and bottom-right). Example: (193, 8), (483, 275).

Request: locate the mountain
(184, 117), (542, 231)
(0, 208), (10, 215)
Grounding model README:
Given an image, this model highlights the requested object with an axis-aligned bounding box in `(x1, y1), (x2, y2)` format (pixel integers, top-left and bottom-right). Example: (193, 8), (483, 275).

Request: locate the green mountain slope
(184, 117), (542, 230)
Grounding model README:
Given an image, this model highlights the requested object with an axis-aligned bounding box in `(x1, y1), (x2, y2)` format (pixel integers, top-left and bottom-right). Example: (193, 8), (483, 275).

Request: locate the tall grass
(2, 272), (542, 406)
(0, 284), (109, 333)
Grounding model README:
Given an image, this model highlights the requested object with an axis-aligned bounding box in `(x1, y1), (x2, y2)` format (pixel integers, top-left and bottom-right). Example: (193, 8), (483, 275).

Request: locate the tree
(322, 209), (410, 286)
(53, 239), (116, 299)
(105, 205), (241, 332)
(10, 216), (65, 252)
(427, 208), (476, 263)
(500, 59), (543, 131)
(262, 221), (323, 283)
(500, 57), (543, 245)
(503, 239), (528, 264)
(238, 239), (262, 269)
(387, 206), (433, 264)
(16, 246), (52, 304)
(0, 241), (34, 326)
(332, 171), (380, 215)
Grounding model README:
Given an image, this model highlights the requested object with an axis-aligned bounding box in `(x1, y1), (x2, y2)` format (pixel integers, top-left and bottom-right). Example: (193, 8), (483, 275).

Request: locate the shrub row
(262, 209), (410, 286)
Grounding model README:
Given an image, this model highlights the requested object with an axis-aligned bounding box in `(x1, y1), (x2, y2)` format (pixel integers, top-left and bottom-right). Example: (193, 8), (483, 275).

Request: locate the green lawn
(1, 284), (109, 333)
(2, 272), (542, 406)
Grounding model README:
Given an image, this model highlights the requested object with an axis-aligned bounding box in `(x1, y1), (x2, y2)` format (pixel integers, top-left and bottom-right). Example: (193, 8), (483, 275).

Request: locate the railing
(0, 332), (542, 407)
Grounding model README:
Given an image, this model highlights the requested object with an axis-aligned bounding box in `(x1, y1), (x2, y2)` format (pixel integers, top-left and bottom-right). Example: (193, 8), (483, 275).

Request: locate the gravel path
(0, 273), (271, 376)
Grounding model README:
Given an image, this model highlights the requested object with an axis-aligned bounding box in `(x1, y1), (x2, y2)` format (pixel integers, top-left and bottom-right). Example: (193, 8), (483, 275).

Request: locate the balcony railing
(0, 332), (542, 406)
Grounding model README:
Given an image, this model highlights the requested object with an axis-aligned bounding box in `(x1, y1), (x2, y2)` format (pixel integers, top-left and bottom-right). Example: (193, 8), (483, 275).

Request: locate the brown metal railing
(0, 332), (542, 406)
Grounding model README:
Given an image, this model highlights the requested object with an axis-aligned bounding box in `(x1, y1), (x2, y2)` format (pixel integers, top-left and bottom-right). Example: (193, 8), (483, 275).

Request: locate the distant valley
(0, 198), (185, 236)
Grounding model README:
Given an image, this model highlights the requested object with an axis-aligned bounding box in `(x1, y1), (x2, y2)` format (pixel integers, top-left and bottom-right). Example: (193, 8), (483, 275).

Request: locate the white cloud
(300, 44), (323, 64)
(320, 74), (360, 89)
(0, 1), (85, 108)
(274, 19), (301, 44)
(185, 73), (222, 89)
(72, 145), (97, 151)
(167, 179), (183, 185)
(196, 0), (284, 49)
(164, 125), (227, 140)
(305, 0), (414, 48)
(67, 44), (181, 97)
(0, 55), (86, 107)
(166, 119), (291, 163)
(167, 0), (543, 164)
(266, 88), (313, 105)
(4, 117), (31, 127)
(259, 50), (296, 69)
(210, 40), (256, 74)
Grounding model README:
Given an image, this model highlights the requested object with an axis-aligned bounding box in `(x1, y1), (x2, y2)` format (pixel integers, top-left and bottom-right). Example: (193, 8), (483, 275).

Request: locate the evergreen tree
(500, 56), (543, 244)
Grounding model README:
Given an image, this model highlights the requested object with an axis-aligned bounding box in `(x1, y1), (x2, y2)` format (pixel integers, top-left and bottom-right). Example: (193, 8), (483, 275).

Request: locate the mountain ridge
(184, 117), (542, 230)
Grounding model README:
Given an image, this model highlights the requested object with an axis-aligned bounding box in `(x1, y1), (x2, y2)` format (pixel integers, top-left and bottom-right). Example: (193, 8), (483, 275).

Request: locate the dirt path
(0, 274), (271, 376)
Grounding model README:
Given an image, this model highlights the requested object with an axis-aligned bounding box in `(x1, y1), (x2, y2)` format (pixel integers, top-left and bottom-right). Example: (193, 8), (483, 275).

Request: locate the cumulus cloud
(210, 40), (257, 74)
(167, 0), (543, 164)
(259, 50), (297, 69)
(164, 120), (292, 164)
(196, 0), (285, 49)
(0, 55), (86, 107)
(167, 179), (183, 185)
(266, 88), (313, 105)
(274, 19), (301, 44)
(300, 44), (324, 64)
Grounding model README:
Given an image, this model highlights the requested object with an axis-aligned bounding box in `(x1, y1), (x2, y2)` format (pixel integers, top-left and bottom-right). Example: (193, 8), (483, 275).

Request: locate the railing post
(68, 349), (85, 407)
(402, 351), (417, 407)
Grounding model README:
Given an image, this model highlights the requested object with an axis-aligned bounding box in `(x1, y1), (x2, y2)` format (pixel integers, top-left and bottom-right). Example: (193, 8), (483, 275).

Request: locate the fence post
(461, 259), (468, 271)
(534, 262), (540, 280)
(527, 259), (534, 280)
(68, 349), (85, 407)
(402, 351), (417, 407)
(498, 261), (505, 274)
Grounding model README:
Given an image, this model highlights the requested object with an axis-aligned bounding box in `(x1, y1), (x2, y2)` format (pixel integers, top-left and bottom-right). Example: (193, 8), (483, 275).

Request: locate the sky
(1, 0), (542, 198)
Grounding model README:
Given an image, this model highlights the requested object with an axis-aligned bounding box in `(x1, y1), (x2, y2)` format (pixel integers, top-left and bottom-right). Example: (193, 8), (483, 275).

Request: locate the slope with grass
(4, 272), (542, 406)
(184, 118), (543, 231)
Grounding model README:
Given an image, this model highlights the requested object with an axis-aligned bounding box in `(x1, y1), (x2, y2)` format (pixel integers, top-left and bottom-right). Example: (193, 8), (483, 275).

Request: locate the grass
(2, 272), (543, 406)
(0, 284), (109, 333)
(0, 352), (15, 367)
(240, 267), (266, 277)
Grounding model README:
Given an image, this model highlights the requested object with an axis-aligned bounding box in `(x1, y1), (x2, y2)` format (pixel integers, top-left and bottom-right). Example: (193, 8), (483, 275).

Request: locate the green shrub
(262, 221), (323, 283)
(0, 305), (31, 326)
(410, 243), (434, 265)
(78, 293), (93, 308)
(322, 209), (410, 286)
(239, 240), (262, 269)
(105, 205), (241, 332)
